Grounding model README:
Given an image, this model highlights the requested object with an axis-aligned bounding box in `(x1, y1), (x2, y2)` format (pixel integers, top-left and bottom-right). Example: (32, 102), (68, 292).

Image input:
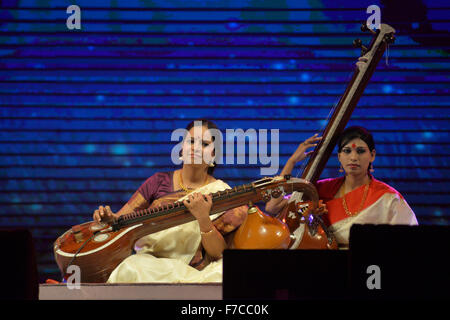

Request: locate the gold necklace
(341, 180), (370, 217)
(178, 170), (209, 193)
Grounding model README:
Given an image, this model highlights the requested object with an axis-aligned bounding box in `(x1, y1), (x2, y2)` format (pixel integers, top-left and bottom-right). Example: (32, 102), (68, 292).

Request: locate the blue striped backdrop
(0, 0), (448, 282)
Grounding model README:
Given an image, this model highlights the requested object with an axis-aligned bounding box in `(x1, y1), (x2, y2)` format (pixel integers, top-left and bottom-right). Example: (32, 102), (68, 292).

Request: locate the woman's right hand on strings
(279, 134), (322, 177)
(93, 205), (118, 223)
(288, 134), (322, 164)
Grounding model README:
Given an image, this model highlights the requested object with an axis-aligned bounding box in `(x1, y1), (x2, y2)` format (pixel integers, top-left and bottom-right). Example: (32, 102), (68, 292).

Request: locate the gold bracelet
(200, 228), (214, 235)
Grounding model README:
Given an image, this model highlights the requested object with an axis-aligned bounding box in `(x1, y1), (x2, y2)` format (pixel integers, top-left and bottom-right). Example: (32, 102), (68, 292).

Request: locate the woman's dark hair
(183, 119), (220, 175)
(337, 126), (376, 152)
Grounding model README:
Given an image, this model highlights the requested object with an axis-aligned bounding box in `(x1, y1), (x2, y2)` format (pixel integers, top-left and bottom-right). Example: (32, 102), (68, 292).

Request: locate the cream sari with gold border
(107, 179), (231, 283)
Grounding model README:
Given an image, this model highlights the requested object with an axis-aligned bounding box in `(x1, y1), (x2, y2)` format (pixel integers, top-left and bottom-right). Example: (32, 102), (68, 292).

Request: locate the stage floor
(39, 283), (222, 300)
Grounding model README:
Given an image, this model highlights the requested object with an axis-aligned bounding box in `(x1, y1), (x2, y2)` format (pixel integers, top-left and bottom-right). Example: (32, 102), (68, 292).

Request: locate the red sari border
(316, 176), (404, 226)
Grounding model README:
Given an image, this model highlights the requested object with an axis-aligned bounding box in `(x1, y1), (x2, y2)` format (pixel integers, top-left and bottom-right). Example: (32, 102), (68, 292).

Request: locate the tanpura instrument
(54, 176), (317, 283)
(286, 23), (396, 249)
(234, 23), (396, 250)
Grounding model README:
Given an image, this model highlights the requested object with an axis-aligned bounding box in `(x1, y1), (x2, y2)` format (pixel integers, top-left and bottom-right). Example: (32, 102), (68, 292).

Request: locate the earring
(370, 163), (374, 172)
(339, 165), (344, 173)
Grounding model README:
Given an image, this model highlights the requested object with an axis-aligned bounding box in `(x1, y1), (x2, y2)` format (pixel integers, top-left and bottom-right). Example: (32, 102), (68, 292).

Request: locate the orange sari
(316, 176), (418, 245)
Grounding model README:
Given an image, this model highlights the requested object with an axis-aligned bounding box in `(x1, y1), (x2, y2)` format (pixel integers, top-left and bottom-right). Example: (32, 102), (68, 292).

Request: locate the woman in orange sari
(266, 126), (418, 247)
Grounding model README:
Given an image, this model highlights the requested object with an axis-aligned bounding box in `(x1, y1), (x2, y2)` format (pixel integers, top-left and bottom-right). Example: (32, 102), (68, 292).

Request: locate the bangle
(200, 228), (214, 235)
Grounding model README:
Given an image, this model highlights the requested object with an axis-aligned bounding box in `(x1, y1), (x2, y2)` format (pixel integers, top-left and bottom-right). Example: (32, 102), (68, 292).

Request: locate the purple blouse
(137, 171), (174, 204)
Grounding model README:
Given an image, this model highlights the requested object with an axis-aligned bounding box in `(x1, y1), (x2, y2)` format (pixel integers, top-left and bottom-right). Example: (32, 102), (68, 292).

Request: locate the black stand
(0, 228), (39, 300)
(223, 224), (450, 300)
